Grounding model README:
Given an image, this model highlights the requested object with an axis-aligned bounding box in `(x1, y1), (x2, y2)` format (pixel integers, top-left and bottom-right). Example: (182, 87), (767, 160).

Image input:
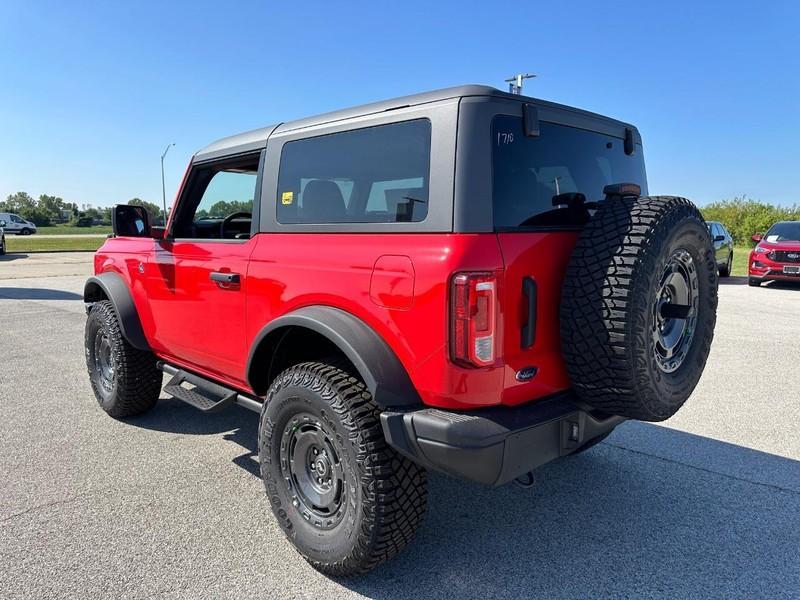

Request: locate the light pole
(505, 73), (536, 95)
(160, 143), (175, 224)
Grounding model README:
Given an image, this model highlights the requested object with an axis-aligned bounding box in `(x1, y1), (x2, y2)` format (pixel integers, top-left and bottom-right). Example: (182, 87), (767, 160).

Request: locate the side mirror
(751, 234), (763, 243)
(714, 235), (725, 242)
(112, 204), (151, 238)
(0, 220), (5, 227)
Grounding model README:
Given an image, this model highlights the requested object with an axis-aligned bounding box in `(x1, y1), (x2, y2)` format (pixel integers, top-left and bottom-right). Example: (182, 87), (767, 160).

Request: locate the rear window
(277, 120), (431, 224)
(492, 116), (647, 230)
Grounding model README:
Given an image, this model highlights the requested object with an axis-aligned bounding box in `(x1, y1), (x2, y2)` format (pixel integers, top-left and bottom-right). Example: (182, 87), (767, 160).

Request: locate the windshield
(765, 221), (800, 242)
(492, 116), (647, 230)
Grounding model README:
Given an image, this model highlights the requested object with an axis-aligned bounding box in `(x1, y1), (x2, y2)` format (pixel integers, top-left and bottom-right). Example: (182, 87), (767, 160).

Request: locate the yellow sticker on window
(281, 191), (294, 205)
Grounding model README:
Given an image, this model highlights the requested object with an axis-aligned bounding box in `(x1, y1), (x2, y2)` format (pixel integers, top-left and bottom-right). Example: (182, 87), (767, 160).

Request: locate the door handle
(210, 271), (240, 285)
(521, 276), (537, 349)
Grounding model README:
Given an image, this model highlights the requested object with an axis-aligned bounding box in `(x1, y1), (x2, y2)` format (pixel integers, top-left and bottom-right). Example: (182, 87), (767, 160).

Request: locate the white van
(0, 213), (37, 235)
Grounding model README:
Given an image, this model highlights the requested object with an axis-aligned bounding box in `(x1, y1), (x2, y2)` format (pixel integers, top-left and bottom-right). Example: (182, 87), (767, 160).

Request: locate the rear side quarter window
(276, 119), (431, 224)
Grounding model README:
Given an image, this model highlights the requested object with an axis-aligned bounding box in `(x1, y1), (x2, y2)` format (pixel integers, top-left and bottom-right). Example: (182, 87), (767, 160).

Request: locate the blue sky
(0, 0), (798, 208)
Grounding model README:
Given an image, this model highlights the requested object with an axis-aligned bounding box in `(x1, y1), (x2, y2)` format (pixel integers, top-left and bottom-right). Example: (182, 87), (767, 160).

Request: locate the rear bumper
(380, 393), (623, 486)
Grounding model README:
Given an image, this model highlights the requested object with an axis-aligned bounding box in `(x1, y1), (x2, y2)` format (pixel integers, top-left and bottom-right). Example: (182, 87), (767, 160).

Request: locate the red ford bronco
(84, 85), (718, 576)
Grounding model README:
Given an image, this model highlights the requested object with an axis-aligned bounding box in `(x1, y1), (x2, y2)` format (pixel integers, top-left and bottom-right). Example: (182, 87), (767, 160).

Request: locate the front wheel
(748, 277), (761, 287)
(259, 362), (427, 576)
(20, 228), (32, 236)
(85, 300), (162, 417)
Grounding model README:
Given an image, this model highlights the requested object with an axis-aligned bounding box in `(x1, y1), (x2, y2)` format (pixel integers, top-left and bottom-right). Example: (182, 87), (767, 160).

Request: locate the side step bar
(158, 363), (262, 414)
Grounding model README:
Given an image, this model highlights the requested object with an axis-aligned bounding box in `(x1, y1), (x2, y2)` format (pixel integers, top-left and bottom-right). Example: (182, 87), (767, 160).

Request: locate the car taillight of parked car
(450, 272), (498, 367)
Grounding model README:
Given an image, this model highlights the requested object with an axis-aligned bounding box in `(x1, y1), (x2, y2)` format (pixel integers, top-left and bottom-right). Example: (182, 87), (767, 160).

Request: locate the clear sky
(1, 0), (798, 209)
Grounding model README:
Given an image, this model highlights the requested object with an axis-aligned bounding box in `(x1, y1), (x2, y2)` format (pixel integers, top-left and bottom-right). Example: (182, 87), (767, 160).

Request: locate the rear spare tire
(560, 195), (717, 422)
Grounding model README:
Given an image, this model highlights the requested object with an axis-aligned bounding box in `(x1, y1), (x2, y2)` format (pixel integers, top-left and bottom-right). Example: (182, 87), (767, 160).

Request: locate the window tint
(492, 116), (647, 230)
(11, 214), (24, 224)
(277, 120), (431, 224)
(765, 221), (800, 242)
(172, 156), (259, 239)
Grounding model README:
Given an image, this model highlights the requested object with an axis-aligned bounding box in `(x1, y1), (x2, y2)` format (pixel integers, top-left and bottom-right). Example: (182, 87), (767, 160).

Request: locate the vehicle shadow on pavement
(128, 403), (800, 598)
(0, 287), (83, 300)
(0, 253), (29, 261)
(719, 276), (748, 285)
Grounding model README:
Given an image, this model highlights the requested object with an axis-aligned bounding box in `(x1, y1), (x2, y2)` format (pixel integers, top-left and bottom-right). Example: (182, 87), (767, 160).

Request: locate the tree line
(3, 190), (793, 241)
(0, 192), (165, 227)
(700, 197), (800, 246)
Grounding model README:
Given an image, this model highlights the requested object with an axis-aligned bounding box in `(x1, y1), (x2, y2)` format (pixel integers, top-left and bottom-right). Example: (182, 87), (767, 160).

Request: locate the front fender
(84, 272), (150, 351)
(247, 306), (420, 408)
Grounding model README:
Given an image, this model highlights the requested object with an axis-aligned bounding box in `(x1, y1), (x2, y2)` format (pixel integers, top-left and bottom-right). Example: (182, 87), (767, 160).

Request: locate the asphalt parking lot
(1, 252), (798, 599)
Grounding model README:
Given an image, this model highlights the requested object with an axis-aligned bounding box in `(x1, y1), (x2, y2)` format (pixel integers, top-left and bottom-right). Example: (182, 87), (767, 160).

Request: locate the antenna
(505, 73), (536, 95)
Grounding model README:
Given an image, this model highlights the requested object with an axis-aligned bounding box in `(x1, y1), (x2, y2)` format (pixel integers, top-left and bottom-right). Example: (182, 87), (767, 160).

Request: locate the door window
(171, 154), (260, 240)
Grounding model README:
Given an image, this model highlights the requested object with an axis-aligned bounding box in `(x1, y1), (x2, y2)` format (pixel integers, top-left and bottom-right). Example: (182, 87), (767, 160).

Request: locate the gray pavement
(1, 254), (798, 599)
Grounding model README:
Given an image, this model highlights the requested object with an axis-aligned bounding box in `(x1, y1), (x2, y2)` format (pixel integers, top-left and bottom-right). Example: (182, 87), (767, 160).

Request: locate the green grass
(6, 235), (105, 253)
(731, 246), (750, 277)
(35, 224), (112, 235)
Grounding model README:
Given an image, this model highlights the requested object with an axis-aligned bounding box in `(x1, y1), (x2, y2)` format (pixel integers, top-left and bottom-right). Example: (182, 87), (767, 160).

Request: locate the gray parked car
(707, 220), (733, 276)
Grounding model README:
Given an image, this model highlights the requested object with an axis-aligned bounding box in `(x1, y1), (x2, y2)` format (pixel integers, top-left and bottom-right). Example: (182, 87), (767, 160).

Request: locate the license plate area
(783, 265), (800, 274)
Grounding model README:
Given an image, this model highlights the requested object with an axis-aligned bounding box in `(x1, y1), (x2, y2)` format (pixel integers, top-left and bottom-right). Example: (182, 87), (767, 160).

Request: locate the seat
(302, 180), (347, 222)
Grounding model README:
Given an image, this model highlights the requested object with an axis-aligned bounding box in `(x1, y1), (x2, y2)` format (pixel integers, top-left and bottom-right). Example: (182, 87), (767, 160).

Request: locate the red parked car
(83, 85), (718, 575)
(749, 221), (800, 286)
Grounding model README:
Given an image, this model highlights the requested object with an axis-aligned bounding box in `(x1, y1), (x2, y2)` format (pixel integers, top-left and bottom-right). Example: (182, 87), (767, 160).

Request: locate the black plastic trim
(521, 277), (537, 349)
(83, 273), (150, 351)
(246, 306), (421, 408)
(380, 393), (624, 486)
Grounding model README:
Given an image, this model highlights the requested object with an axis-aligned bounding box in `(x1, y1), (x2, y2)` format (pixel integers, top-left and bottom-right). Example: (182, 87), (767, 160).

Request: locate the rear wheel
(85, 300), (161, 417)
(259, 362), (427, 576)
(560, 196), (718, 422)
(719, 252), (732, 277)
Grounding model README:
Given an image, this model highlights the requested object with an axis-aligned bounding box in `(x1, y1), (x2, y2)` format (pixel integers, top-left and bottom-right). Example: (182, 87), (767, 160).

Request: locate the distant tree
(127, 198), (163, 223)
(196, 199), (253, 219)
(38, 194), (66, 223)
(2, 192), (52, 225)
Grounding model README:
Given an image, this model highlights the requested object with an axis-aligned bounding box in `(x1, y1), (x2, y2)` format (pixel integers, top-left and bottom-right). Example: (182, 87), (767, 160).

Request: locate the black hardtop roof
(194, 84), (638, 161)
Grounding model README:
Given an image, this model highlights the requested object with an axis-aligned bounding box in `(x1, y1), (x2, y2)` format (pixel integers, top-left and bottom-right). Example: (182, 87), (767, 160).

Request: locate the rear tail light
(450, 272), (498, 367)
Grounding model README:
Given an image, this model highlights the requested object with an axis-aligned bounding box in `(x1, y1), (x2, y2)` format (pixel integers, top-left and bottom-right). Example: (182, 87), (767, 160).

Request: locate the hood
(757, 239), (800, 252)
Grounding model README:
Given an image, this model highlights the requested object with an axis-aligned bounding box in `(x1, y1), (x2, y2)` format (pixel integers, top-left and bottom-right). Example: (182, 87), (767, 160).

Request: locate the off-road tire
(719, 253), (732, 277)
(85, 300), (161, 418)
(259, 362), (427, 576)
(560, 196), (718, 422)
(748, 277), (761, 287)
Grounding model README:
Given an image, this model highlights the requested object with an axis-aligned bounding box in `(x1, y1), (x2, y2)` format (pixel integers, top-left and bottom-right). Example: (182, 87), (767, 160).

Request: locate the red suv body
(749, 221), (800, 285)
(84, 85), (720, 575)
(90, 86), (647, 417)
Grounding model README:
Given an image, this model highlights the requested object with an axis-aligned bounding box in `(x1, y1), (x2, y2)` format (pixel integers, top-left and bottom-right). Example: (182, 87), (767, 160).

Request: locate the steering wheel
(220, 212), (252, 238)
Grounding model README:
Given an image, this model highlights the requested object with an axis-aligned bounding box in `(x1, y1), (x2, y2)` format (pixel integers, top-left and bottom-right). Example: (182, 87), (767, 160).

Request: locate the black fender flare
(84, 273), (150, 351)
(247, 306), (421, 409)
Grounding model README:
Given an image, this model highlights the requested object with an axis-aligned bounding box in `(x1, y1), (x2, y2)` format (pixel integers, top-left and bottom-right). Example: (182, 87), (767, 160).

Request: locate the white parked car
(0, 212), (37, 235)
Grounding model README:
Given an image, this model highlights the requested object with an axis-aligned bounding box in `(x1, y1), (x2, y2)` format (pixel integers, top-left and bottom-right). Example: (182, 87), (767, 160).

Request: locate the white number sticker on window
(496, 132), (515, 146)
